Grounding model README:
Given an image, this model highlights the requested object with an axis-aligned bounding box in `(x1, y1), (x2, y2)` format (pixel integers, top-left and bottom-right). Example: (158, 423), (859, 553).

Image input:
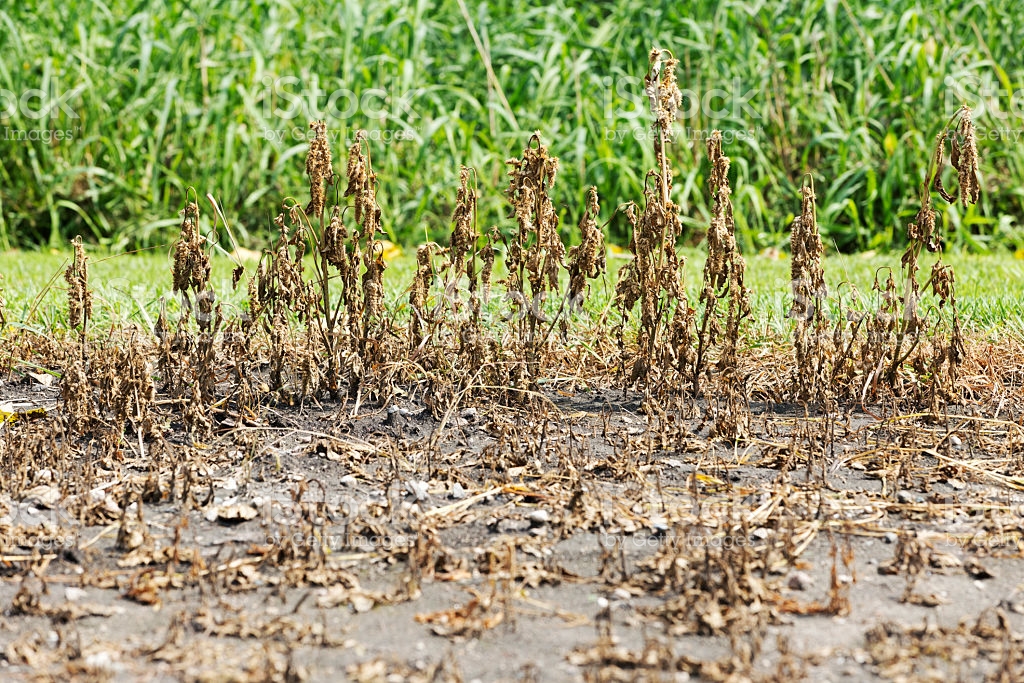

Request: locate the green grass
(4, 249), (1024, 342)
(1, 1), (1022, 253)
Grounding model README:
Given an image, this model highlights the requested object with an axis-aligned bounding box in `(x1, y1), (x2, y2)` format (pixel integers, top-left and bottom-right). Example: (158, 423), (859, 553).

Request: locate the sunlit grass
(4, 248), (1023, 342)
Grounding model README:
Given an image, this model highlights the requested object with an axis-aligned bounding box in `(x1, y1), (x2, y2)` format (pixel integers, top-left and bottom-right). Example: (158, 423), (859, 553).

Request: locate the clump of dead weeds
(245, 125), (398, 406)
(786, 106), (975, 413)
(865, 608), (1022, 680)
(614, 49), (693, 394)
(156, 194), (221, 440)
(789, 176), (831, 404)
(696, 130), (751, 439)
(501, 132), (567, 389)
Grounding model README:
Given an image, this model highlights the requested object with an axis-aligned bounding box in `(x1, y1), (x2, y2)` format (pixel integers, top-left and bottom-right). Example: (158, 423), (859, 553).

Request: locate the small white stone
(527, 509), (550, 525)
(65, 587), (88, 602)
(405, 480), (429, 502)
(84, 651), (115, 671)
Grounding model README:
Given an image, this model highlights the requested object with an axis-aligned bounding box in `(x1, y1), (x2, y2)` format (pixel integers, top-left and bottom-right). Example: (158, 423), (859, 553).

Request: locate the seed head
(645, 49), (682, 140)
(952, 106), (980, 208)
(568, 187), (605, 307)
(172, 201), (210, 294)
(64, 236), (92, 330)
(305, 120), (333, 218)
(451, 166), (477, 278)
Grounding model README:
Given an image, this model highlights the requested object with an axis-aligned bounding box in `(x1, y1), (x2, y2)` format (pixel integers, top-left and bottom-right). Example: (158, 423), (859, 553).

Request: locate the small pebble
(340, 474), (357, 487)
(788, 571), (813, 591)
(896, 491), (915, 504)
(83, 651), (115, 672)
(385, 405), (406, 427)
(1001, 599), (1024, 614)
(405, 480), (429, 502)
(949, 434), (963, 449)
(64, 587), (88, 602)
(527, 509), (550, 526)
(451, 482), (467, 500)
(883, 532), (898, 544)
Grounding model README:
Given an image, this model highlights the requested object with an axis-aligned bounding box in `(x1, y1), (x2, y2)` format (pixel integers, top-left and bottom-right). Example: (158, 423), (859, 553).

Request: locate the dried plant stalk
(162, 195), (222, 436)
(242, 126), (399, 401)
(65, 236), (92, 336)
(790, 178), (830, 402)
(503, 133), (565, 383)
(926, 260), (964, 412)
(61, 356), (94, 432)
(450, 166), (477, 285)
(696, 131), (750, 437)
(305, 120), (333, 219)
(930, 105), (981, 209)
(884, 105), (980, 393)
(172, 200), (214, 332)
(250, 211), (310, 398)
(0, 273), (7, 330)
(567, 186), (606, 311)
(345, 132), (387, 348)
(95, 337), (156, 437)
(615, 49), (691, 391)
(409, 243), (434, 353)
(415, 167), (491, 389)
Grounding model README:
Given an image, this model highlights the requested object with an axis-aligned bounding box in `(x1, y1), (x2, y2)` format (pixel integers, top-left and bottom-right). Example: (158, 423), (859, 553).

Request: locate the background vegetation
(1, 0), (1022, 253)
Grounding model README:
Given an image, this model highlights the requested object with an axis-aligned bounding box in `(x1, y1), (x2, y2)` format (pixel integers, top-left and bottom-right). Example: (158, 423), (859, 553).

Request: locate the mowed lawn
(3, 247), (1024, 340)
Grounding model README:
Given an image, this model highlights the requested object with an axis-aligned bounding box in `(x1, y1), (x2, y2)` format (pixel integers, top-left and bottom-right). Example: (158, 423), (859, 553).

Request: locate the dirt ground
(3, 372), (1024, 683)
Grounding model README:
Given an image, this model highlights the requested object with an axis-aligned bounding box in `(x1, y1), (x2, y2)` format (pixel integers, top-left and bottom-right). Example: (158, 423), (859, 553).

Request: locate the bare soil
(3, 372), (1024, 683)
